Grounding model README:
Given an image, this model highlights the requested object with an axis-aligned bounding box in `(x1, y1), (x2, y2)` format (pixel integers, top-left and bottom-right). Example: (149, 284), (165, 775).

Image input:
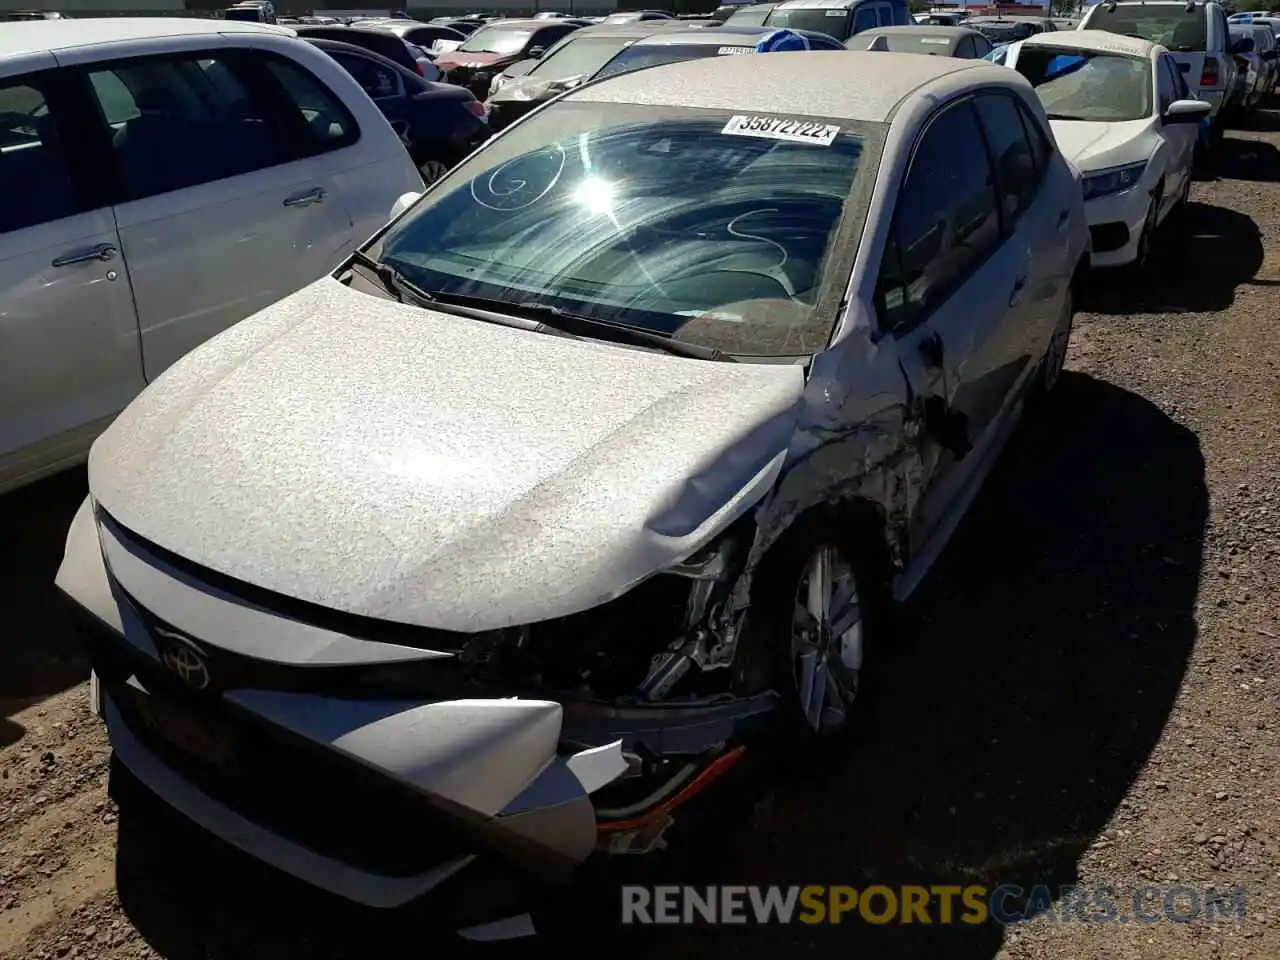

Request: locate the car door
(971, 90), (1073, 400)
(78, 46), (354, 381)
(0, 64), (143, 492)
(876, 97), (1028, 558)
(1159, 54), (1196, 205)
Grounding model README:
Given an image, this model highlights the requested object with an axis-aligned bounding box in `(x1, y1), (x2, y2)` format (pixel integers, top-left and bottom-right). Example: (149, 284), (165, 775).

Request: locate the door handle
(51, 243), (116, 268)
(1008, 276), (1028, 307)
(283, 187), (326, 208)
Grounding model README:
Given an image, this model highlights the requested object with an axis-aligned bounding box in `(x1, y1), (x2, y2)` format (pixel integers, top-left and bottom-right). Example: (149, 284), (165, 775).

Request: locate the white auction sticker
(717, 45), (752, 54)
(721, 114), (841, 146)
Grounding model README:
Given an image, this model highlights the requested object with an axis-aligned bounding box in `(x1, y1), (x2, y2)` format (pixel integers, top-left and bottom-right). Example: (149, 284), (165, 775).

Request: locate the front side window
(1086, 4), (1207, 50)
(0, 76), (80, 232)
(374, 102), (884, 356)
(1014, 47), (1154, 122)
(458, 26), (535, 55)
(973, 92), (1040, 226)
(88, 53), (286, 201)
(528, 36), (632, 80)
(879, 100), (1000, 333)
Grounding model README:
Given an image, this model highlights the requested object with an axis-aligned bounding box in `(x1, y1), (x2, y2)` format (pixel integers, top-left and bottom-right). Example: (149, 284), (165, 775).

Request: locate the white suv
(1079, 0), (1236, 149)
(0, 18), (423, 494)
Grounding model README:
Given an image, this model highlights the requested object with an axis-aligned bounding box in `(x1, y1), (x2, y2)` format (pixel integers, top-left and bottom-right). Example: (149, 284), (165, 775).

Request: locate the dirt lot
(3, 120), (1280, 960)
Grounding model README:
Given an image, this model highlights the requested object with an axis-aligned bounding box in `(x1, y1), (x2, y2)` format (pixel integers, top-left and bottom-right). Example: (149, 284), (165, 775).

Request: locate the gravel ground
(2, 120), (1279, 960)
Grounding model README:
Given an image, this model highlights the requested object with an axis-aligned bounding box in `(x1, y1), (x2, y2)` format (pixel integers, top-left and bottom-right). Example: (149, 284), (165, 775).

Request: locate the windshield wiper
(348, 249), (437, 309)
(423, 289), (729, 361)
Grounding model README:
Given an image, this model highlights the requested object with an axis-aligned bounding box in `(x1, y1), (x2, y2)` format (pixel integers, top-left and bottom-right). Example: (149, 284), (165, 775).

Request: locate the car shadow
(1211, 134), (1280, 183)
(0, 467), (90, 746)
(1076, 201), (1264, 315)
(109, 374), (1206, 960)
(597, 372), (1207, 959)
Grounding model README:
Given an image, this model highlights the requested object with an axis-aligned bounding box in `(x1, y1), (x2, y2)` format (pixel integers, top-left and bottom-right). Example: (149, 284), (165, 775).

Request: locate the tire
(732, 508), (893, 776)
(1128, 184), (1162, 276)
(419, 159), (450, 186)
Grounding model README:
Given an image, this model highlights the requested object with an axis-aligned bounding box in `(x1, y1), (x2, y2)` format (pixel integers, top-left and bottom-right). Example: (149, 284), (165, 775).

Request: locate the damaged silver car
(57, 51), (1088, 940)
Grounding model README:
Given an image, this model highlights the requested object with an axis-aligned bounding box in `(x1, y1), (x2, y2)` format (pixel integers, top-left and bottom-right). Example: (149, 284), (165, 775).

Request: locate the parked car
(305, 39), (490, 183)
(433, 18), (583, 98)
(762, 0), (913, 41)
(851, 25), (994, 58)
(588, 24), (844, 81)
(966, 16), (1041, 45)
(0, 18), (422, 494)
(917, 12), (964, 25)
(1001, 31), (1209, 270)
(428, 17), (485, 35)
(724, 2), (778, 24)
(485, 20), (691, 130)
(601, 10), (674, 23)
(224, 1), (276, 24)
(1078, 0), (1236, 151)
(293, 24), (439, 79)
(370, 20), (471, 53)
(0, 10), (68, 19)
(1227, 23), (1278, 114)
(60, 50), (1086, 934)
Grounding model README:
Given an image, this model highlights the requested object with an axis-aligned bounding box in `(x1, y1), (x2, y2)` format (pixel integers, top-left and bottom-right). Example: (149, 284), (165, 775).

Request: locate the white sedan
(1000, 30), (1211, 269)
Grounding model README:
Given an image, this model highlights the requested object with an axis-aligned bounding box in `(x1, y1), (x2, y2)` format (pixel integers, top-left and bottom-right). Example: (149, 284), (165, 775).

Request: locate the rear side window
(892, 1), (913, 25)
(878, 100), (1000, 333)
(973, 93), (1040, 227)
(1015, 98), (1051, 179)
(1086, 3), (1207, 50)
(261, 54), (360, 155)
(332, 52), (400, 100)
(852, 5), (878, 33)
(88, 53), (287, 202)
(0, 76), (80, 232)
(876, 4), (893, 26)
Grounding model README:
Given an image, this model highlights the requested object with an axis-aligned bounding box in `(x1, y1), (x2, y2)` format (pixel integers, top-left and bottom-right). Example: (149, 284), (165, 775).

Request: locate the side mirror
(528, 45), (546, 58)
(389, 190), (422, 220)
(1163, 98), (1213, 123)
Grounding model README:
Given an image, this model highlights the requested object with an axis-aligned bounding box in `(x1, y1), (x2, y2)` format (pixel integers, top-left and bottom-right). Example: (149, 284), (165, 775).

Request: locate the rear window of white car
(1015, 47), (1154, 122)
(1086, 4), (1207, 51)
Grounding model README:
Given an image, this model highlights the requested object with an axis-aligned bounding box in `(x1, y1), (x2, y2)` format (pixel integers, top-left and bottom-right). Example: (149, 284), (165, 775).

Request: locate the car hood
(435, 50), (507, 69)
(87, 279), (806, 634)
(1048, 118), (1155, 171)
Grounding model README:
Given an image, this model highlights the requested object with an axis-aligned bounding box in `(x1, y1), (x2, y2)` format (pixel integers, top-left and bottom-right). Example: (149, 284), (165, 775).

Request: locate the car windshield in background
(763, 8), (846, 33)
(727, 7), (773, 24)
(880, 33), (957, 53)
(528, 36), (635, 79)
(374, 102), (882, 356)
(1016, 48), (1153, 121)
(458, 27), (534, 54)
(594, 43), (735, 79)
(971, 21), (1034, 42)
(1085, 5), (1206, 49)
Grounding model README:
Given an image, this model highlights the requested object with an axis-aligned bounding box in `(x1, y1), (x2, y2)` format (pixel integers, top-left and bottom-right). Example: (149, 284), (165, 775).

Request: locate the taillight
(1201, 56), (1219, 87)
(464, 100), (488, 119)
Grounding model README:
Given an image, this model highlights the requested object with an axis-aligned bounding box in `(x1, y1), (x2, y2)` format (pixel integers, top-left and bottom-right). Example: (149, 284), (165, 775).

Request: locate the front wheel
(734, 512), (892, 774)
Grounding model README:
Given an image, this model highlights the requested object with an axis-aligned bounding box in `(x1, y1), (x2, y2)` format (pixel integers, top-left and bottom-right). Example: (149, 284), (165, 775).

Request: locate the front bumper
(1083, 183), (1153, 268)
(57, 498), (764, 923)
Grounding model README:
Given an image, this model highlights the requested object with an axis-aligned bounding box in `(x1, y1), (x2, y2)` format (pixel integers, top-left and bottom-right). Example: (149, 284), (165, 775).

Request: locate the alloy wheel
(789, 544), (863, 735)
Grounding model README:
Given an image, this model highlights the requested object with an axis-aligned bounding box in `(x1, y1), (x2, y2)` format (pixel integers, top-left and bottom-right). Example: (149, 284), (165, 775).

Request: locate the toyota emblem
(156, 628), (211, 690)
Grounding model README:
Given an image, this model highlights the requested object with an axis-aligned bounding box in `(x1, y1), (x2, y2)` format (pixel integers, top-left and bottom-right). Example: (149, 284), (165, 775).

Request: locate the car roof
(0, 15), (289, 58)
(773, 0), (855, 8)
(1021, 28), (1156, 57)
(859, 25), (977, 37)
(566, 49), (1004, 123)
(631, 24), (832, 44)
(559, 21), (691, 38)
(465, 18), (549, 29)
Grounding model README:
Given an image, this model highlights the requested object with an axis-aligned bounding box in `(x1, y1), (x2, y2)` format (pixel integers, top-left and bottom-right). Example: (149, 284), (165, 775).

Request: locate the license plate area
(127, 685), (241, 776)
